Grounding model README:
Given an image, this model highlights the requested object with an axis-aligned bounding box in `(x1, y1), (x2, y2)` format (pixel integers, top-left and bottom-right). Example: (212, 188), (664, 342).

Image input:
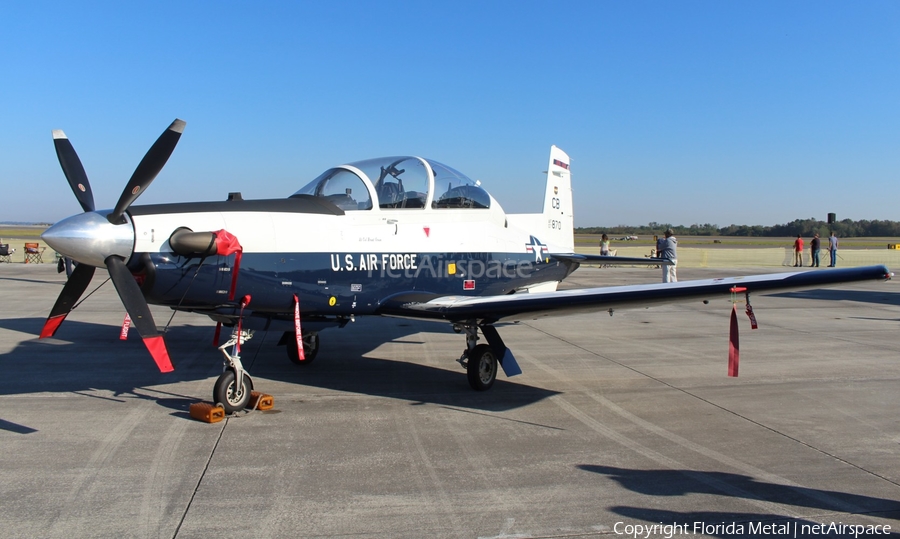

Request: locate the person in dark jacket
(810, 233), (820, 267)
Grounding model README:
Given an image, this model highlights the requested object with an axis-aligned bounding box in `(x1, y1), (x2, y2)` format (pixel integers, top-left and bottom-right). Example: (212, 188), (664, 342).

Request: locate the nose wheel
(214, 369), (253, 413)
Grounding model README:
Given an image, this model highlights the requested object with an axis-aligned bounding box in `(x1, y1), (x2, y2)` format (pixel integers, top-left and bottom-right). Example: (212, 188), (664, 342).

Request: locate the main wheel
(213, 370), (253, 413)
(286, 332), (319, 365)
(466, 344), (498, 391)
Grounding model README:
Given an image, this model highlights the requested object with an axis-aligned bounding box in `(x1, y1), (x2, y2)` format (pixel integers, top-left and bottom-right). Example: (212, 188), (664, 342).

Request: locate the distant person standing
(793, 234), (804, 267)
(828, 232), (839, 267)
(600, 233), (611, 256)
(659, 228), (678, 283)
(56, 256), (76, 278)
(810, 233), (820, 267)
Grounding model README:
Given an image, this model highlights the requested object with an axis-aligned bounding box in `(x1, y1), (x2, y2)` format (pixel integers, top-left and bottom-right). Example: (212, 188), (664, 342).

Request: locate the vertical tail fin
(505, 145), (576, 253)
(542, 145), (574, 252)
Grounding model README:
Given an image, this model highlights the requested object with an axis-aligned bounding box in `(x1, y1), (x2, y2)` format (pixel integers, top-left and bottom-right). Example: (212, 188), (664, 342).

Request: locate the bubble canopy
(292, 157), (490, 211)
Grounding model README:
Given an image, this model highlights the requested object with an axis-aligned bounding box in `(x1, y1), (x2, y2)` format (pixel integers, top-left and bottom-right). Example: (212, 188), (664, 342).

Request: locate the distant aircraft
(40, 120), (892, 412)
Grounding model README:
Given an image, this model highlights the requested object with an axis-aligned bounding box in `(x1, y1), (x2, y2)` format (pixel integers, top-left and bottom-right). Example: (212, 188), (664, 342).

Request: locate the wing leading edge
(386, 265), (892, 323)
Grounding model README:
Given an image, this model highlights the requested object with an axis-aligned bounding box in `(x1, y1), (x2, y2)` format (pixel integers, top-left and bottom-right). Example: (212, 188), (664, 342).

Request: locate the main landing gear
(456, 324), (499, 391)
(285, 332), (320, 365)
(273, 322), (516, 393)
(215, 327), (254, 413)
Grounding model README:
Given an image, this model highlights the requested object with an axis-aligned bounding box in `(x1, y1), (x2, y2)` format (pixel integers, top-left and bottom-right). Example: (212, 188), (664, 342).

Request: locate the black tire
(286, 333), (319, 365)
(213, 370), (253, 413)
(466, 344), (498, 391)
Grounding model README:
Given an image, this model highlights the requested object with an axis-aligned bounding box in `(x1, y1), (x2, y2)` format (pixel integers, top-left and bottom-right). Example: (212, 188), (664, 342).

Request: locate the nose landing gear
(215, 328), (254, 413)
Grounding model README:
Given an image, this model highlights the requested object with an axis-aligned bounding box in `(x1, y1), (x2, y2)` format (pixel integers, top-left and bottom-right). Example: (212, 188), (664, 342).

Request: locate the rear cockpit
(292, 156), (490, 211)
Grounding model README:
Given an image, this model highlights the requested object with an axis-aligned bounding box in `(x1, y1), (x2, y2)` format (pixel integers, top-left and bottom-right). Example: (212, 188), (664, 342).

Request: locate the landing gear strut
(214, 327), (254, 413)
(456, 325), (498, 391)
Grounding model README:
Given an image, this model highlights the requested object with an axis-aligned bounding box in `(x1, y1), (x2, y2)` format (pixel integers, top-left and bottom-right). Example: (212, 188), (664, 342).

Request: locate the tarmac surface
(1, 263), (899, 538)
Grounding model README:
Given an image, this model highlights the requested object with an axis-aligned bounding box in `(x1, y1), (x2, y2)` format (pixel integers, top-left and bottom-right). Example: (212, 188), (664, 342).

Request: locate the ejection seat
(377, 182), (404, 208)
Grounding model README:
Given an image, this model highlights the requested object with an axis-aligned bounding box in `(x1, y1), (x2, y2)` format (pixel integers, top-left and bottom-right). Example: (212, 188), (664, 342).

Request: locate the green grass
(0, 226), (47, 240)
(574, 234), (899, 249)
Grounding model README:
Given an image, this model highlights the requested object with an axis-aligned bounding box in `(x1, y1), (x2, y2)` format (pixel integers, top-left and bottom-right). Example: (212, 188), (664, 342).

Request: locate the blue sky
(2, 1), (898, 227)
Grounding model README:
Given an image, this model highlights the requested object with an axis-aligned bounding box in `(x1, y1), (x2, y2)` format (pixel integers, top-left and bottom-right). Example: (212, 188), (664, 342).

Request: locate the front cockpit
(291, 167), (374, 211)
(291, 156), (491, 211)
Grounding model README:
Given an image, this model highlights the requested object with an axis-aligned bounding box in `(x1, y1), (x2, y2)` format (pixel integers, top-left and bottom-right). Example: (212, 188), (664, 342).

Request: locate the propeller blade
(52, 130), (95, 213)
(105, 255), (174, 372)
(108, 119), (186, 224)
(40, 263), (97, 338)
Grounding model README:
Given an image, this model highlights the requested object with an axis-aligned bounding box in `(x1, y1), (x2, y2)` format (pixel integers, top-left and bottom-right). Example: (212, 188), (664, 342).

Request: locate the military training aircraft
(40, 119), (892, 412)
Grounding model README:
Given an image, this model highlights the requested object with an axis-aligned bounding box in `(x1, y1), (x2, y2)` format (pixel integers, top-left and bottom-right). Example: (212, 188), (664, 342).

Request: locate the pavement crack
(171, 416), (228, 539)
(170, 331), (267, 538)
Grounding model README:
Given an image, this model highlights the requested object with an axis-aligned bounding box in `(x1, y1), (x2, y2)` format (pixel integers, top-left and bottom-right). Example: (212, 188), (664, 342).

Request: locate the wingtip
(52, 129), (68, 140)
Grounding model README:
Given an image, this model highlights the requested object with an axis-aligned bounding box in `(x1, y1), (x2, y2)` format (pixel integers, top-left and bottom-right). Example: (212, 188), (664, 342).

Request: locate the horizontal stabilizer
(552, 254), (673, 266)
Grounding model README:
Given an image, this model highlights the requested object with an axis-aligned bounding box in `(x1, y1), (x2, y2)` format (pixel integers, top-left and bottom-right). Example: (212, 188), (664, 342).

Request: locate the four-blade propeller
(40, 119), (186, 373)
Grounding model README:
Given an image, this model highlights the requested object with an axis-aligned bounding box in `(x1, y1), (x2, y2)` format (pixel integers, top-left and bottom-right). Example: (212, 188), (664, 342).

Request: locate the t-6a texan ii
(40, 119), (892, 412)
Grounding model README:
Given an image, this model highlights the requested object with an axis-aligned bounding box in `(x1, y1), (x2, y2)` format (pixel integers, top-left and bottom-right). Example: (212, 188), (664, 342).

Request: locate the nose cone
(42, 210), (134, 268)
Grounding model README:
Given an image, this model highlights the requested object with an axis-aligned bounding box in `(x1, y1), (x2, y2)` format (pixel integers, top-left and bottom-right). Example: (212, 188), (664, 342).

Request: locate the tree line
(576, 219), (900, 238)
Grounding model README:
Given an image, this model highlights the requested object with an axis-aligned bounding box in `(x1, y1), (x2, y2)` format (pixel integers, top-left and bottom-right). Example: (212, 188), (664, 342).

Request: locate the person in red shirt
(793, 234), (804, 267)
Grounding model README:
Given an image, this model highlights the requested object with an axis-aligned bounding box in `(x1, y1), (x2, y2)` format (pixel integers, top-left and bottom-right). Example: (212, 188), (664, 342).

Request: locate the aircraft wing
(385, 265), (892, 324)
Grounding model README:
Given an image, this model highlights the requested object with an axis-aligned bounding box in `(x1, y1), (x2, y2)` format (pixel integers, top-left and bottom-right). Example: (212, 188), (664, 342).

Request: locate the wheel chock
(248, 391), (274, 411)
(189, 402), (225, 423)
